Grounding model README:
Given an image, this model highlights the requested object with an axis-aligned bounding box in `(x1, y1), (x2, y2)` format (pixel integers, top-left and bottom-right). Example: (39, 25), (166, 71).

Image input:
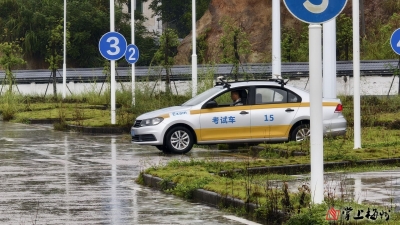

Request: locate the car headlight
(140, 117), (164, 126)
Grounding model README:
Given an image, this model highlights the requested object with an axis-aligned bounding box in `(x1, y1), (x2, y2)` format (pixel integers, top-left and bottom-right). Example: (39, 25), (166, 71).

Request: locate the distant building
(122, 0), (162, 35)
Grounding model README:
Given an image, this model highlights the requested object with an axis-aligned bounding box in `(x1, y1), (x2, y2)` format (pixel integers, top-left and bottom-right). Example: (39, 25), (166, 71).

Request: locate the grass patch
(143, 159), (400, 201)
(1, 88), (192, 128)
(258, 126), (400, 162)
(0, 67), (210, 126)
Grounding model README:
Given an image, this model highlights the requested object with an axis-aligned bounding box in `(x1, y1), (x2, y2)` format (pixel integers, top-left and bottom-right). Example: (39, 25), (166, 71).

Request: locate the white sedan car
(131, 80), (347, 154)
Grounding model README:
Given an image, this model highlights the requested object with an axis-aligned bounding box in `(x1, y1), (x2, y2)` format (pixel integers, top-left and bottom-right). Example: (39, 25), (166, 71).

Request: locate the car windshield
(181, 86), (223, 106)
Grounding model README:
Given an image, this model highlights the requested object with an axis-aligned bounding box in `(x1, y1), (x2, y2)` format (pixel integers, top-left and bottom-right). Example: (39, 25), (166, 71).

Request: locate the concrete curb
(142, 174), (258, 212)
(26, 119), (130, 134)
(66, 124), (130, 134)
(28, 119), (65, 124)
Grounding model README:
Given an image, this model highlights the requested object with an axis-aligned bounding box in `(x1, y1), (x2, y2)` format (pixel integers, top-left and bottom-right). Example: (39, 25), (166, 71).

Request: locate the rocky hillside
(174, 0), (400, 64)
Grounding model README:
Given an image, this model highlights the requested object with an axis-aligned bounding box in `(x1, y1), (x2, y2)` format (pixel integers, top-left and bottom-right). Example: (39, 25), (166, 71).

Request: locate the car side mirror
(204, 100), (218, 109)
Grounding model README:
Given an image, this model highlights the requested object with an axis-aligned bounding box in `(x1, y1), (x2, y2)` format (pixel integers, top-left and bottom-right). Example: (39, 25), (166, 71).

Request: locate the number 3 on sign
(106, 37), (120, 56)
(125, 44), (140, 64)
(264, 115), (274, 122)
(98, 32), (127, 61)
(303, 0), (329, 14)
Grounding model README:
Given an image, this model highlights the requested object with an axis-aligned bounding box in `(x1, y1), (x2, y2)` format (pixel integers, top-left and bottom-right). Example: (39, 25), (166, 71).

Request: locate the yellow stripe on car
(190, 105), (251, 115)
(160, 114), (170, 118)
(195, 125), (291, 142)
(190, 102), (338, 115)
(250, 125), (291, 138)
(195, 127), (251, 141)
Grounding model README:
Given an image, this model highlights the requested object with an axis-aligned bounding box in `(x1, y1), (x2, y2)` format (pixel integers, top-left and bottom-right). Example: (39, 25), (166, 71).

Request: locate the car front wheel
(290, 124), (310, 142)
(165, 126), (194, 154)
(154, 145), (170, 153)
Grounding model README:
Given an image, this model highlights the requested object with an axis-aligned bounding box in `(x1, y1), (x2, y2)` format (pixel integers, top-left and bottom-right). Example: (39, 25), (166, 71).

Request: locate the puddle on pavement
(287, 171), (400, 211)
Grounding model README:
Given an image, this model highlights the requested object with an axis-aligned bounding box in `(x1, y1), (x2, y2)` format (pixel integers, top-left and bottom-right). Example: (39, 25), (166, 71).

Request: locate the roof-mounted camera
(215, 76), (231, 89)
(268, 77), (289, 88)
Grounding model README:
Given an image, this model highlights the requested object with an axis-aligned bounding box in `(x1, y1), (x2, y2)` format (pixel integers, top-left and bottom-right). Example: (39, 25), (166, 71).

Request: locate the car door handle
(285, 108), (295, 112)
(240, 111), (249, 115)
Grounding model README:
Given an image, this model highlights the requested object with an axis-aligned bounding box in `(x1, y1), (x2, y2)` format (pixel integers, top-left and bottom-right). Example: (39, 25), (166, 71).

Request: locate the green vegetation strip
(140, 159), (400, 224)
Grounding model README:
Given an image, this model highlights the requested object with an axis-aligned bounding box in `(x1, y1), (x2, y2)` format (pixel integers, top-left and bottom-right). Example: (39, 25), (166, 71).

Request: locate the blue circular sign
(99, 32), (127, 60)
(283, 0), (348, 24)
(125, 44), (140, 64)
(390, 29), (400, 55)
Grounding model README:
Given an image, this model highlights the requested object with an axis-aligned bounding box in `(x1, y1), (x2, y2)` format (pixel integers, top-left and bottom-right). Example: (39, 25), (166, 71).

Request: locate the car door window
(255, 87), (301, 104)
(214, 92), (232, 106)
(213, 88), (249, 107)
(256, 87), (287, 104)
(288, 91), (300, 103)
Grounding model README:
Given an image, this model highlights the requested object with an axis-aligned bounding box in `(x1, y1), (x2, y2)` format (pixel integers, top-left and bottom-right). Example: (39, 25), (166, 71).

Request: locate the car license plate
(131, 130), (135, 136)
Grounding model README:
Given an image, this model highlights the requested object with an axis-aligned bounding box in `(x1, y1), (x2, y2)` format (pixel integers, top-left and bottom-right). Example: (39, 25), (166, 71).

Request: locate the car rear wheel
(165, 126), (194, 154)
(290, 124), (310, 141)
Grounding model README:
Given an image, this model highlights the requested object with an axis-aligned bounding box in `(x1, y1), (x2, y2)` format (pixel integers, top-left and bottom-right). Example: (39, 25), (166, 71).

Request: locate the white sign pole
(62, 0), (67, 99)
(131, 0), (135, 106)
(309, 24), (324, 204)
(323, 19), (337, 98)
(272, 0), (281, 79)
(110, 0), (116, 124)
(353, 0), (361, 149)
(192, 0), (197, 97)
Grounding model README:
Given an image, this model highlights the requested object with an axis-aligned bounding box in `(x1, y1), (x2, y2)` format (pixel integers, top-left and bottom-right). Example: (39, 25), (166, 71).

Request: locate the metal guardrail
(0, 60), (398, 84)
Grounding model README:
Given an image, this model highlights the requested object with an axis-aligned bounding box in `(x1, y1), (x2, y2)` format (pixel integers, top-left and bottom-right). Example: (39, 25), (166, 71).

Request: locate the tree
(123, 8), (159, 66)
(145, 0), (211, 37)
(0, 0), (63, 64)
(336, 14), (353, 61)
(45, 23), (70, 97)
(152, 28), (179, 93)
(219, 18), (251, 81)
(0, 0), (156, 68)
(67, 0), (120, 67)
(281, 28), (295, 62)
(196, 28), (211, 64)
(361, 13), (400, 60)
(0, 41), (26, 93)
(360, 0), (365, 38)
(281, 23), (309, 62)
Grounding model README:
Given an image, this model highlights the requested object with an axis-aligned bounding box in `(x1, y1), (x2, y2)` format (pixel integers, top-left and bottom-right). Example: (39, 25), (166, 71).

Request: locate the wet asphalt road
(0, 122), (253, 225)
(2, 122), (400, 225)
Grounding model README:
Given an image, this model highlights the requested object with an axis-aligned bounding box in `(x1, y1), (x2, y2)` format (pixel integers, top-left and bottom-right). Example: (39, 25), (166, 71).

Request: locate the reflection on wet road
(0, 122), (252, 225)
(288, 172), (400, 211)
(325, 172), (400, 209)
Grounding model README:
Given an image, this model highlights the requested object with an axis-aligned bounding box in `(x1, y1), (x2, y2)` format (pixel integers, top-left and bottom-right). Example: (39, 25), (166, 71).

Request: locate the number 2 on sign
(128, 47), (136, 60)
(264, 115), (274, 122)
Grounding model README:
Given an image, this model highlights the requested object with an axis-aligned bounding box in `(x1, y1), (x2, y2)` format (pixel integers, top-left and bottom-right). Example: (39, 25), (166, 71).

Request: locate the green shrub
(285, 204), (328, 225)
